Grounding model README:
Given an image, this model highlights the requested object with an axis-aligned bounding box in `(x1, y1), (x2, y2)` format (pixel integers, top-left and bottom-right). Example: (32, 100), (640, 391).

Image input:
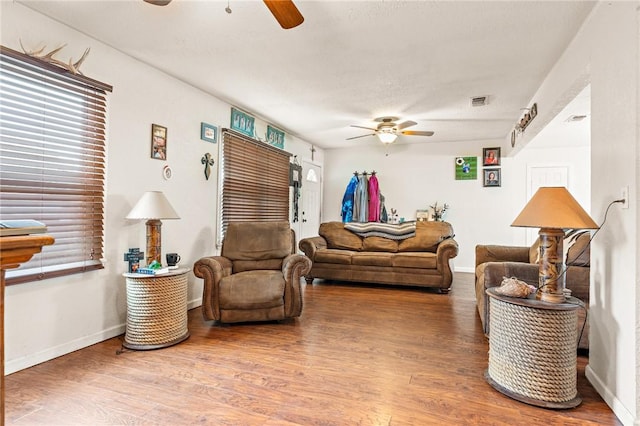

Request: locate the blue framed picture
(230, 107), (255, 137)
(267, 125), (285, 149)
(201, 122), (217, 143)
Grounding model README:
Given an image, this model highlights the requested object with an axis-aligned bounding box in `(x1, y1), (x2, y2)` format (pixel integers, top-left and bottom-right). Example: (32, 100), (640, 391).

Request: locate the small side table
(485, 287), (581, 409)
(123, 267), (190, 350)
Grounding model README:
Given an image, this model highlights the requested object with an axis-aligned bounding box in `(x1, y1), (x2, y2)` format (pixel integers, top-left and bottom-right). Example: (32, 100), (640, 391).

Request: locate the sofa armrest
(282, 254), (312, 317)
(475, 244), (530, 267)
(298, 236), (327, 260)
(436, 238), (459, 289)
(193, 256), (233, 321)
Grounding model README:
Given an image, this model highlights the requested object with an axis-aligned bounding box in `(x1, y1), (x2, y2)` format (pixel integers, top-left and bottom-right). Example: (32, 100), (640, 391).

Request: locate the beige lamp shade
(126, 191), (180, 220)
(511, 187), (598, 230)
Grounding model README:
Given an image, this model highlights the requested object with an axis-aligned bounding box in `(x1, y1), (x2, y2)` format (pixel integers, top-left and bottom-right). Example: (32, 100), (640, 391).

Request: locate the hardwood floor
(5, 273), (620, 425)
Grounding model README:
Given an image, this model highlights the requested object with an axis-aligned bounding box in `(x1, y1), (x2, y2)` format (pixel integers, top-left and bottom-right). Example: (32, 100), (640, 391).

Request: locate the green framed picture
(267, 125), (285, 149)
(230, 107), (255, 137)
(455, 156), (477, 180)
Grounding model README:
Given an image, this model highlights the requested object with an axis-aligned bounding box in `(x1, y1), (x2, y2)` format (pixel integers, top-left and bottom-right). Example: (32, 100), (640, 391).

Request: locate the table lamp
(126, 191), (180, 266)
(511, 187), (598, 303)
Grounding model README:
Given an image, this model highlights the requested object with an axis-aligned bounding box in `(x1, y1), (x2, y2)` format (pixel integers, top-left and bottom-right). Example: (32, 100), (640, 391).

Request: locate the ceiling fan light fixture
(377, 131), (397, 144)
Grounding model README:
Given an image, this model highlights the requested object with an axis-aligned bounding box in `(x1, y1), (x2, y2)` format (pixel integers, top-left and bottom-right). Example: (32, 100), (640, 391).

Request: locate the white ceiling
(19, 0), (596, 150)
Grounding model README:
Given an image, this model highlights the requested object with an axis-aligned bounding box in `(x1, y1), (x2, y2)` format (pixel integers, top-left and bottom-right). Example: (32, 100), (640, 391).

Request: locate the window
(0, 46), (112, 284)
(219, 129), (291, 243)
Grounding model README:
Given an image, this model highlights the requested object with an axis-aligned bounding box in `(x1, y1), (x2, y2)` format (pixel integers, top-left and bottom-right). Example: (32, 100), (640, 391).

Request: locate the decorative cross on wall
(201, 153), (215, 180)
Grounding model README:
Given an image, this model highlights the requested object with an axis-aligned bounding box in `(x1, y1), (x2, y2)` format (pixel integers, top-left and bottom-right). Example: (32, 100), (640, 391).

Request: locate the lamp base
(540, 291), (566, 304)
(145, 219), (162, 265)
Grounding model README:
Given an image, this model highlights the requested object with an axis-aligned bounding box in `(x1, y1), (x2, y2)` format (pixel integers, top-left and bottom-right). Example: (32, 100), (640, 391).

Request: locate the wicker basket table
(123, 268), (190, 350)
(484, 287), (581, 409)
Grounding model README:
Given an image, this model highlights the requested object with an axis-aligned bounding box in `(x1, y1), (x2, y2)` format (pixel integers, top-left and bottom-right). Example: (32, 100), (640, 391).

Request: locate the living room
(1, 1), (638, 425)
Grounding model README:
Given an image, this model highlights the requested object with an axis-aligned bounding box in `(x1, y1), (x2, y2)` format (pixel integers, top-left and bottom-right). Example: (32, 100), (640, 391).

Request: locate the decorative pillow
(344, 221), (416, 240)
(362, 236), (399, 252)
(319, 222), (363, 251)
(565, 230), (590, 266)
(529, 239), (540, 264)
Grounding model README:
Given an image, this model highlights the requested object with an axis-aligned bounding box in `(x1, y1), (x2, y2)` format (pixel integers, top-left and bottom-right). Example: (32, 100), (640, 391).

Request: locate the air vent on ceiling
(470, 95), (489, 107)
(565, 114), (588, 122)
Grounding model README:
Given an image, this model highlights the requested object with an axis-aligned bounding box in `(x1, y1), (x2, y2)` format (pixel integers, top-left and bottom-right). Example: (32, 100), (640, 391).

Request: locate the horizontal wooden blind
(0, 46), (112, 284)
(220, 129), (291, 239)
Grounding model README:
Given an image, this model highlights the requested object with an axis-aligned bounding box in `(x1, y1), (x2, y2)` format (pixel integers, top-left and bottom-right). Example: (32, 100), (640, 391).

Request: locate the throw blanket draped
(344, 222), (416, 240)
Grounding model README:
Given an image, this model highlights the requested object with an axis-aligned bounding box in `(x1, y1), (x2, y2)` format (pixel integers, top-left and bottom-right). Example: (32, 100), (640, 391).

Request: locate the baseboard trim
(6, 298), (204, 375)
(585, 363), (634, 425)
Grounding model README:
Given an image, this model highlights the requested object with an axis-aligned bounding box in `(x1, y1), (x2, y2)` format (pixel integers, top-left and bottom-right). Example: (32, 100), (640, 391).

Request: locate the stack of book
(135, 266), (170, 275)
(0, 220), (47, 237)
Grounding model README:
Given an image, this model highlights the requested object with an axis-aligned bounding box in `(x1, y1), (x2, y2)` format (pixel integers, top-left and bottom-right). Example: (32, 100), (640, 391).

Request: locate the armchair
(475, 232), (591, 350)
(193, 221), (312, 324)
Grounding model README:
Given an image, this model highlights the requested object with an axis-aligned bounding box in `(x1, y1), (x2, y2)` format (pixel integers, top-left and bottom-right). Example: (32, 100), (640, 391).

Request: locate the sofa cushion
(362, 236), (399, 252)
(314, 248), (355, 265)
(566, 231), (590, 266)
(392, 252), (437, 269)
(352, 252), (394, 267)
(319, 222), (363, 251)
(398, 221), (454, 252)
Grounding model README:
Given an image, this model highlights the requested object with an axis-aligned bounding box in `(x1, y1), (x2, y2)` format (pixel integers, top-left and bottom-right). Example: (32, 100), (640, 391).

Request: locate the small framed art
(201, 122), (217, 143)
(483, 168), (501, 187)
(455, 156), (477, 180)
(483, 147), (500, 166)
(151, 124), (167, 160)
(267, 125), (285, 149)
(230, 107), (255, 137)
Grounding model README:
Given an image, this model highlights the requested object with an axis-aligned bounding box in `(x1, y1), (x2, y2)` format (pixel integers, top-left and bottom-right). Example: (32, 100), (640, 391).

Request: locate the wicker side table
(484, 287), (581, 409)
(123, 268), (190, 350)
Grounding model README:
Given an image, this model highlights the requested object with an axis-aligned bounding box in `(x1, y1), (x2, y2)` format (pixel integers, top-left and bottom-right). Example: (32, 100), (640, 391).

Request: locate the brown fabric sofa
(299, 221), (459, 292)
(475, 232), (591, 350)
(193, 221), (311, 324)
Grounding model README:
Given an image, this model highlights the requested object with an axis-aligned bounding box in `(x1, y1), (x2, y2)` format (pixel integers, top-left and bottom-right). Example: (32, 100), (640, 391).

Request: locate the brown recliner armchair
(475, 232), (591, 350)
(193, 221), (312, 324)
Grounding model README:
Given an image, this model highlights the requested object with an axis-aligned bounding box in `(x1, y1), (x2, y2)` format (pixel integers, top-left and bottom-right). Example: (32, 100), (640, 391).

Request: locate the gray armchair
(193, 221), (312, 324)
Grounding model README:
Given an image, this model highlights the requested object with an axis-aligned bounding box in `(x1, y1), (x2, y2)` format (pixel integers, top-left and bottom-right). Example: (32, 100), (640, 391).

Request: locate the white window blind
(219, 129), (291, 242)
(0, 46), (112, 284)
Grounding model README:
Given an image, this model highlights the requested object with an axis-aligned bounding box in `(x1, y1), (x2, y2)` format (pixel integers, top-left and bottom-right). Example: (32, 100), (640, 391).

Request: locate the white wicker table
(123, 267), (190, 350)
(485, 287), (581, 409)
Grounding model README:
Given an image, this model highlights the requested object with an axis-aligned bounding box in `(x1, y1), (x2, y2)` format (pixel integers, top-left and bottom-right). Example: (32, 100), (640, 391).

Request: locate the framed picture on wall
(201, 122), (217, 143)
(482, 147), (500, 166)
(151, 124), (167, 160)
(230, 107), (255, 137)
(483, 168), (501, 187)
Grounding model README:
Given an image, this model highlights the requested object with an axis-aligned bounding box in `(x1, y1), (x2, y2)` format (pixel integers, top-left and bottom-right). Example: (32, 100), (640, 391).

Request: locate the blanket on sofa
(344, 222), (416, 240)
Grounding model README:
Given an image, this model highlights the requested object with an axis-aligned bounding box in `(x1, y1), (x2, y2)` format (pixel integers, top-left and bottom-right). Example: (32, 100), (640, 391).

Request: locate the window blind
(0, 46), (112, 284)
(219, 129), (291, 241)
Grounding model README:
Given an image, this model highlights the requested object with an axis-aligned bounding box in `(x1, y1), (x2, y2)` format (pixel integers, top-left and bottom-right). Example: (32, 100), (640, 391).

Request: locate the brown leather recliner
(193, 221), (312, 324)
(475, 232), (591, 350)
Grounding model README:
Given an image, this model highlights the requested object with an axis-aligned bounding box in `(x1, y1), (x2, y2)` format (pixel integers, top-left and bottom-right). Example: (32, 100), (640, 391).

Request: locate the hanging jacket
(367, 174), (381, 222)
(341, 175), (358, 223)
(354, 173), (369, 222)
(380, 193), (388, 223)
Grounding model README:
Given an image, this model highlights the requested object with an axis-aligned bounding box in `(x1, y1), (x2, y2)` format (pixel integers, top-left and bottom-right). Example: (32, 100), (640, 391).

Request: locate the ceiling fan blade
(143, 0), (172, 5)
(263, 0), (304, 29)
(346, 133), (376, 140)
(401, 130), (435, 137)
(350, 125), (377, 131)
(396, 120), (417, 130)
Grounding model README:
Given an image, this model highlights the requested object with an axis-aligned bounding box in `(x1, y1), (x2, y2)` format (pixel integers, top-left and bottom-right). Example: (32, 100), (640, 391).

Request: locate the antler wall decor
(20, 39), (90, 75)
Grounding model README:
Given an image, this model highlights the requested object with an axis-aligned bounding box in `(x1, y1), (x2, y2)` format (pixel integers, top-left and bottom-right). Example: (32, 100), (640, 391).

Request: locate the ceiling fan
(143, 0), (304, 30)
(347, 116), (435, 144)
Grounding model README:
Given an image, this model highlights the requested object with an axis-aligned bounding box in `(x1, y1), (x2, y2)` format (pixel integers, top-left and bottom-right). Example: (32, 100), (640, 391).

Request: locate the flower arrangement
(430, 202), (449, 222)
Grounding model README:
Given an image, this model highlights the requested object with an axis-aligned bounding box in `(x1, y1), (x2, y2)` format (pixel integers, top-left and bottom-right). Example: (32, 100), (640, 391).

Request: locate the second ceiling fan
(144, 0), (304, 29)
(348, 117), (435, 144)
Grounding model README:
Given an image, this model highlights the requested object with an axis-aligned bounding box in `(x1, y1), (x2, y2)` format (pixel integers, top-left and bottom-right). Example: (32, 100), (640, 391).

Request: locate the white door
(299, 160), (322, 244)
(526, 165), (569, 245)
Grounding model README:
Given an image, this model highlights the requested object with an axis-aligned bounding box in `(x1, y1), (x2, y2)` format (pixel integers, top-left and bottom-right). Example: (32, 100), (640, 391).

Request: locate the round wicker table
(123, 268), (190, 350)
(485, 287), (581, 409)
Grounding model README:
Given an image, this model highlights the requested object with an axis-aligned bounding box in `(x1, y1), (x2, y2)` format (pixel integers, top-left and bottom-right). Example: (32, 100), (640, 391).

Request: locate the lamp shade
(126, 191), (180, 220)
(511, 187), (598, 230)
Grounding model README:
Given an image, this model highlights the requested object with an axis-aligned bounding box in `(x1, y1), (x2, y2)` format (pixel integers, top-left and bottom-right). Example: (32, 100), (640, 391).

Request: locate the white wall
(508, 3), (638, 424)
(1, 2), (321, 373)
(323, 142), (590, 272)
